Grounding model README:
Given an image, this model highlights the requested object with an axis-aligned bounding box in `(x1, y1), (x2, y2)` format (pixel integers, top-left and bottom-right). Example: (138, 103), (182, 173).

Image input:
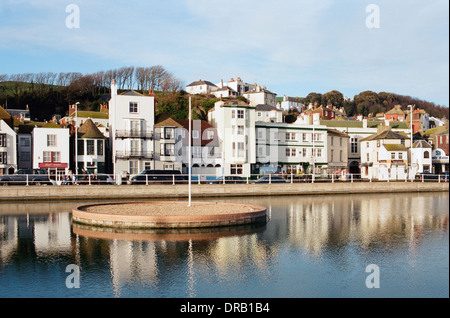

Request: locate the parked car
(129, 170), (186, 184)
(415, 172), (449, 181)
(208, 176), (245, 184)
(255, 175), (287, 183)
(0, 169), (54, 186)
(75, 173), (115, 185)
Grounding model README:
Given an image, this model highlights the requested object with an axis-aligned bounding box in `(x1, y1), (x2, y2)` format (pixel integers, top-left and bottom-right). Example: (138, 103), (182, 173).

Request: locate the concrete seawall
(0, 181), (448, 202)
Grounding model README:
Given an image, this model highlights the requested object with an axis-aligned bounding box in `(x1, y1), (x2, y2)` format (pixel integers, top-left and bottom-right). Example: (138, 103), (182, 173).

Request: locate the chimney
(148, 89), (156, 97)
(111, 79), (117, 96)
(363, 118), (368, 129)
(220, 79), (223, 88)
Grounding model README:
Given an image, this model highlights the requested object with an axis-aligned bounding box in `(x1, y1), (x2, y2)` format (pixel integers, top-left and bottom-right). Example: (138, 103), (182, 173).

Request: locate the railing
(115, 130), (153, 139)
(1, 172), (448, 186)
(115, 150), (154, 160)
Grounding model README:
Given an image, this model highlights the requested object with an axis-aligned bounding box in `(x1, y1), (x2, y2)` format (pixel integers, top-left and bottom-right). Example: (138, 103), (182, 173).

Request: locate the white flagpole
(188, 97), (192, 207)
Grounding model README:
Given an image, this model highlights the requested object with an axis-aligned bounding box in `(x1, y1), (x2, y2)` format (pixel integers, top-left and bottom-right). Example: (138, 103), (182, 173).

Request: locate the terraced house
(0, 105), (17, 175)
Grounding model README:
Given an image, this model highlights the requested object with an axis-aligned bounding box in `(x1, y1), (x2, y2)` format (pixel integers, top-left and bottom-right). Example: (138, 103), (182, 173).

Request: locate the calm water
(0, 192), (448, 298)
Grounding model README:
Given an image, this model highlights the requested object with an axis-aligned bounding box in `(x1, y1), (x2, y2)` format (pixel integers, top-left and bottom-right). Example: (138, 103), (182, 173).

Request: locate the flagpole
(188, 96), (192, 207)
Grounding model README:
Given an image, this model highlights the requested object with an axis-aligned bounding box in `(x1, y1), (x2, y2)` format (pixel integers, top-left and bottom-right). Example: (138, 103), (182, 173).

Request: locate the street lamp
(74, 102), (80, 177)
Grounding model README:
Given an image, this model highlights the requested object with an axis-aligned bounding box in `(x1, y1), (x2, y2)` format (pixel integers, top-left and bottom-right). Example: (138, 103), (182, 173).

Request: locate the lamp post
(188, 97), (192, 207)
(408, 104), (414, 179)
(74, 102), (80, 177)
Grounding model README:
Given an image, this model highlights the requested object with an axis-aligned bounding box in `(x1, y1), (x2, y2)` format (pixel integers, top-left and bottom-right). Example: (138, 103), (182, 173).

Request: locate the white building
(255, 104), (283, 123)
(255, 121), (328, 176)
(185, 80), (218, 95)
(32, 124), (70, 178)
(0, 116), (17, 175)
(108, 80), (155, 176)
(326, 129), (350, 175)
(208, 99), (256, 177)
(76, 118), (107, 174)
(410, 140), (432, 175)
(280, 95), (303, 113)
(242, 87), (277, 108)
(360, 128), (411, 180)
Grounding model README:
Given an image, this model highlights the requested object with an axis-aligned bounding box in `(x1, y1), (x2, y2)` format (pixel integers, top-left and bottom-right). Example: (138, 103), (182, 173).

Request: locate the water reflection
(0, 192), (448, 298)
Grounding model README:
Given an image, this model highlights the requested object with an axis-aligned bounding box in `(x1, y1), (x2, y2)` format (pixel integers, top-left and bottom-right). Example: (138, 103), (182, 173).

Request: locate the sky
(0, 0), (449, 106)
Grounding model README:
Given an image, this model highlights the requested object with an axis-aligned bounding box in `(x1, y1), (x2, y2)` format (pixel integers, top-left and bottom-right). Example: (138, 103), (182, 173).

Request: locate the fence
(1, 172), (448, 186)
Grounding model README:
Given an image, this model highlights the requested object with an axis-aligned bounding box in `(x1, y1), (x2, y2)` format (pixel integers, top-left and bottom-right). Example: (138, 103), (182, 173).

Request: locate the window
(0, 134), (6, 147)
(20, 137), (30, 147)
(47, 134), (57, 147)
(52, 152), (61, 162)
(192, 131), (199, 139)
(340, 138), (342, 147)
(144, 161), (152, 170)
(0, 152), (6, 164)
(316, 149), (322, 157)
(398, 152), (403, 160)
(165, 144), (175, 156)
(43, 151), (52, 162)
(231, 110), (236, 119)
(257, 112), (262, 117)
(237, 125), (244, 135)
(351, 138), (358, 153)
(231, 164), (243, 175)
(97, 140), (103, 156)
(286, 132), (297, 141)
(285, 148), (296, 157)
(340, 150), (343, 162)
(193, 146), (201, 158)
(21, 152), (30, 161)
(377, 140), (380, 147)
(391, 153), (396, 160)
(129, 102), (138, 113)
(302, 133), (307, 142)
(331, 149), (334, 162)
(129, 161), (139, 174)
(331, 137), (334, 146)
(237, 142), (245, 157)
(367, 153), (370, 161)
(165, 127), (174, 139)
(303, 148), (307, 157)
(424, 151), (430, 159)
(257, 129), (264, 140)
(86, 140), (95, 155)
(77, 140), (84, 155)
(237, 110), (244, 119)
(131, 140), (140, 155)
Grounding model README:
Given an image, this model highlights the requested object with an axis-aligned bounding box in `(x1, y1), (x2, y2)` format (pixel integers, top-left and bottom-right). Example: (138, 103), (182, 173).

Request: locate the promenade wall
(0, 181), (448, 202)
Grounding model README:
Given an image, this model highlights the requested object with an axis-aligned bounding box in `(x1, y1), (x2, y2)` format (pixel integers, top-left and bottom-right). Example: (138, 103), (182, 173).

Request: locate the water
(0, 192), (448, 298)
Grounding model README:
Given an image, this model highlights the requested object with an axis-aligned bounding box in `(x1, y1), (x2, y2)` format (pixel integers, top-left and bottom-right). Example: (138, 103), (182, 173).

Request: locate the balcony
(115, 130), (153, 139)
(116, 150), (154, 160)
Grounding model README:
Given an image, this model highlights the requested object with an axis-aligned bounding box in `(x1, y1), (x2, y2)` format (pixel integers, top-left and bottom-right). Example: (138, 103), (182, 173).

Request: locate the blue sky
(0, 0), (448, 106)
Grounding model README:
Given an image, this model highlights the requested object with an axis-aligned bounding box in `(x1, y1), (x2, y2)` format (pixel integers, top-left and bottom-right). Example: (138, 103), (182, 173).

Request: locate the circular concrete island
(72, 201), (267, 229)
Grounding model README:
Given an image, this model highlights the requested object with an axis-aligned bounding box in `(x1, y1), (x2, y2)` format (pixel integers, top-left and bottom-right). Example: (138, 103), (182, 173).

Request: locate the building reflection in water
(0, 192), (448, 297)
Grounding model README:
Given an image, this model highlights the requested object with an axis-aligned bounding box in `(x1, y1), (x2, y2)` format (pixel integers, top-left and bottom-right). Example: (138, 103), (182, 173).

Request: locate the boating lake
(0, 192), (448, 298)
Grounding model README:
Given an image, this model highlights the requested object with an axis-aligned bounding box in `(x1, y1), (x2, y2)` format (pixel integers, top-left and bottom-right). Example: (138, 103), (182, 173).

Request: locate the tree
(322, 90), (344, 107)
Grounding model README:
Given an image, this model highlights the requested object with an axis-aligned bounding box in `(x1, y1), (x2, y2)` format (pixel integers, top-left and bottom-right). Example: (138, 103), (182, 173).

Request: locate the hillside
(0, 80), (448, 122)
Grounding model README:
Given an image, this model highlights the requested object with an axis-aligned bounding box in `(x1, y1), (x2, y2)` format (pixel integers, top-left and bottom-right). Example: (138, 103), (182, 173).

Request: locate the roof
(383, 144), (407, 151)
(154, 116), (183, 127)
(77, 118), (106, 139)
(327, 129), (350, 138)
(361, 129), (409, 142)
(120, 90), (145, 96)
(413, 140), (432, 148)
(385, 105), (405, 115)
(222, 99), (250, 107)
(69, 111), (109, 119)
(186, 80), (217, 87)
(0, 105), (14, 129)
(255, 104), (281, 112)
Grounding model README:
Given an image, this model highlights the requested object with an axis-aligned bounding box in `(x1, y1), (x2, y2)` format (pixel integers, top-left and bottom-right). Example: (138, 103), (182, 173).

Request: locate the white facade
(185, 80), (218, 95)
(208, 99), (256, 177)
(32, 126), (70, 177)
(410, 140), (432, 175)
(255, 122), (328, 175)
(109, 81), (155, 177)
(280, 95), (303, 112)
(242, 89), (277, 108)
(326, 129), (349, 174)
(360, 129), (412, 180)
(0, 119), (17, 174)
